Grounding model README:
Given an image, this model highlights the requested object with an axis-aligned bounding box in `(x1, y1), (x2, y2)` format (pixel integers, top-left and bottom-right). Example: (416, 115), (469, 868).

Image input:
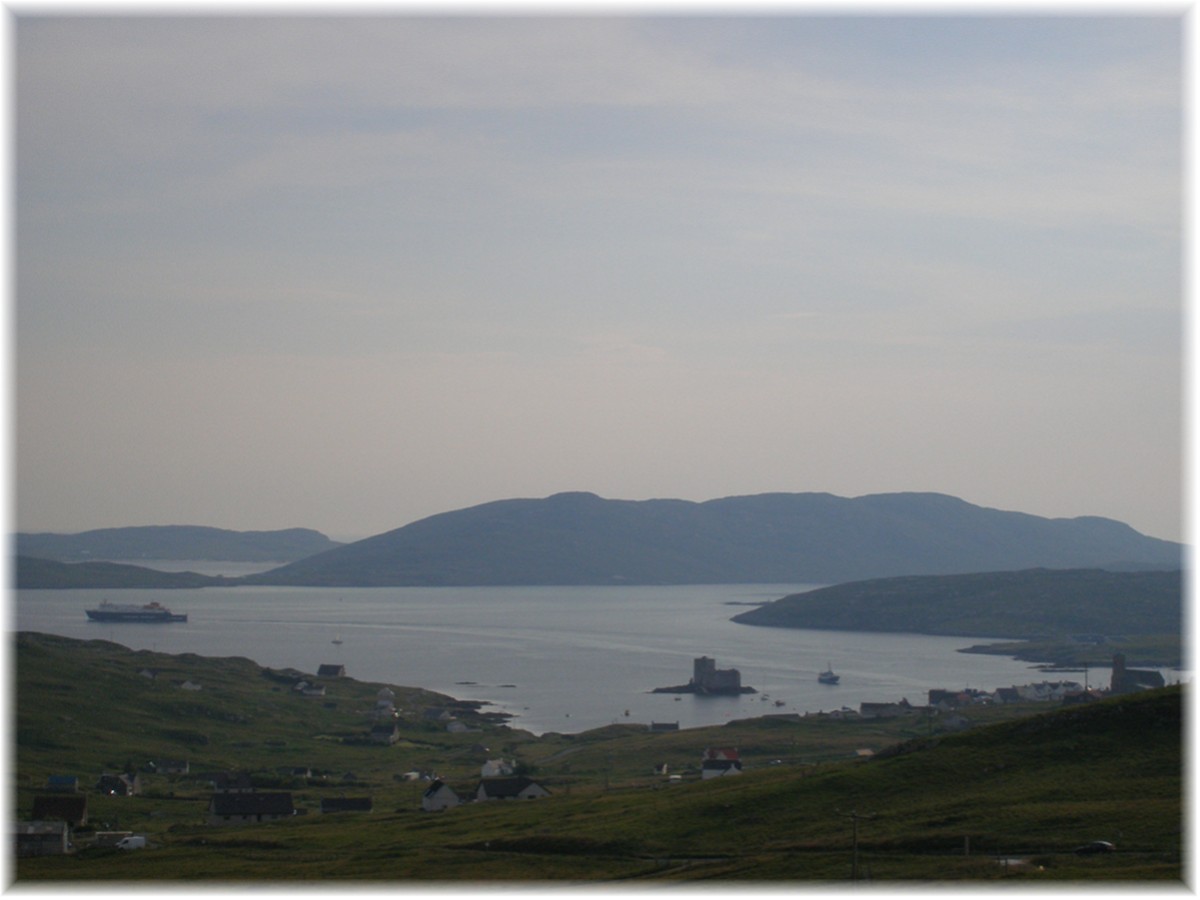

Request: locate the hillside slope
(13, 631), (1182, 882)
(731, 568), (1183, 639)
(246, 491), (1182, 586)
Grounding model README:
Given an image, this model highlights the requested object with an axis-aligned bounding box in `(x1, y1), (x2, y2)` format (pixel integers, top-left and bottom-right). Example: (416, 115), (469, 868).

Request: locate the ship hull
(85, 610), (187, 623)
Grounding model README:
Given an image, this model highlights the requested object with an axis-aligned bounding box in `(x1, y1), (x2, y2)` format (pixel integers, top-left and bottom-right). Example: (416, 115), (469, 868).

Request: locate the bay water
(13, 583), (1152, 735)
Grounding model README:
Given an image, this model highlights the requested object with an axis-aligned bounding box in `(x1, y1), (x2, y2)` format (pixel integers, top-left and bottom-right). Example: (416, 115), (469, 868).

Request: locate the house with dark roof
(45, 775), (79, 793)
(1111, 653), (1167, 694)
(208, 792), (295, 825)
(474, 776), (550, 802)
(30, 794), (88, 827)
(320, 797), (373, 814)
(95, 773), (141, 796)
(317, 664), (345, 678)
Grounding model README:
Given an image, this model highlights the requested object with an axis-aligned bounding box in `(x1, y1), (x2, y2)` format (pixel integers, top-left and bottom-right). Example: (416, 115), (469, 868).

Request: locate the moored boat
(85, 600), (187, 623)
(818, 663), (839, 685)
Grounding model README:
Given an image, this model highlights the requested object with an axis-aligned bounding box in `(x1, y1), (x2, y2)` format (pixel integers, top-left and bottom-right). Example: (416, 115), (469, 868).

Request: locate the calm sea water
(12, 583), (1169, 735)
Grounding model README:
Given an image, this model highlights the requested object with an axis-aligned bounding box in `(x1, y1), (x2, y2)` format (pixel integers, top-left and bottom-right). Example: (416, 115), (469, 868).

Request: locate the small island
(652, 656), (757, 696)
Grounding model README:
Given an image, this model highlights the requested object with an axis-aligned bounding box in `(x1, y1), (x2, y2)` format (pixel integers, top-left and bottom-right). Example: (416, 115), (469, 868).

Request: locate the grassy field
(12, 631), (1184, 884)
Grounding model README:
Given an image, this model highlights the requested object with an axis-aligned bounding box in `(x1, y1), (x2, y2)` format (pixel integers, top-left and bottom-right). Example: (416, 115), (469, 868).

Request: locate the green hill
(733, 567), (1180, 635)
(245, 491), (1182, 587)
(13, 633), (1183, 883)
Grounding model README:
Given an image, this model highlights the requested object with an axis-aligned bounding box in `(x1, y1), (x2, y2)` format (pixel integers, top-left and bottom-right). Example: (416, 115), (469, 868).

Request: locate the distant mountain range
(243, 491), (1182, 587)
(14, 556), (230, 589)
(15, 525), (341, 563)
(14, 492), (1183, 589)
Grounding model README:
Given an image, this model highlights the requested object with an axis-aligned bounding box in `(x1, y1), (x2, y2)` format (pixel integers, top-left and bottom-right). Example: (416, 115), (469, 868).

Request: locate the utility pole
(838, 809), (875, 882)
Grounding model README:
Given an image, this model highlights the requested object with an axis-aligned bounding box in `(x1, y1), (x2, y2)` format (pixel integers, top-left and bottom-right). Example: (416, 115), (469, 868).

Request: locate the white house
(480, 759), (514, 778)
(701, 747), (743, 779)
(421, 780), (461, 812)
(375, 688), (397, 719)
(15, 821), (70, 857)
(1016, 681), (1083, 702)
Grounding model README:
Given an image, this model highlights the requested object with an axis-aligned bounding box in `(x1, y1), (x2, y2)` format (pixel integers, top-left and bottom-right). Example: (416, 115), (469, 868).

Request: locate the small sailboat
(331, 634), (343, 645)
(818, 663), (839, 685)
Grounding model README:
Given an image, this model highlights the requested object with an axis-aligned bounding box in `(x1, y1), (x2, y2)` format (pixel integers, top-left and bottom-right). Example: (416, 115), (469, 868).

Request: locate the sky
(11, 9), (1187, 544)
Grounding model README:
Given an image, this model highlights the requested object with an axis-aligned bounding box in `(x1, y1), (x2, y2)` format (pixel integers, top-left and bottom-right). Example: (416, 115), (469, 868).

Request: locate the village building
(208, 792), (295, 825)
(648, 721), (679, 732)
(15, 821), (71, 857)
(1111, 653), (1166, 694)
(30, 794), (88, 828)
(1015, 681), (1083, 702)
(421, 780), (462, 812)
(375, 688), (397, 718)
(474, 776), (550, 801)
(95, 773), (141, 796)
(180, 680), (202, 691)
(928, 689), (990, 709)
(859, 699), (914, 719)
(317, 664), (345, 678)
(45, 775), (79, 793)
(701, 747), (743, 779)
(480, 759), (514, 778)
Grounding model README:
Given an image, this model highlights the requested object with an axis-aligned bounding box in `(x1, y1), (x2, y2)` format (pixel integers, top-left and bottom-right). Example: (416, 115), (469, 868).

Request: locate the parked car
(115, 835), (146, 850)
(1073, 840), (1115, 855)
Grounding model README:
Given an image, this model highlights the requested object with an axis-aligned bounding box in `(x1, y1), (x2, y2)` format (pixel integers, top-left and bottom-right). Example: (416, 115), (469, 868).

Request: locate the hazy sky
(14, 12), (1184, 543)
